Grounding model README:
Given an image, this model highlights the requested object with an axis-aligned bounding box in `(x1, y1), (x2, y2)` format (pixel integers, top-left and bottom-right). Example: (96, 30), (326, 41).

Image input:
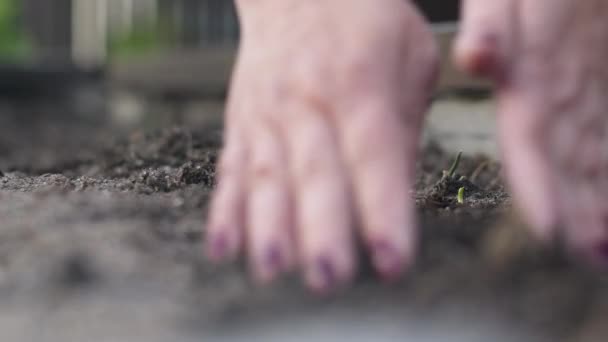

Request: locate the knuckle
(343, 104), (405, 170)
(293, 148), (327, 182)
(250, 157), (279, 183)
(287, 110), (337, 183)
(268, 79), (293, 106)
(285, 80), (330, 115)
(349, 146), (379, 171)
(289, 61), (331, 101)
(249, 136), (283, 184)
(347, 124), (385, 169)
(342, 58), (375, 85)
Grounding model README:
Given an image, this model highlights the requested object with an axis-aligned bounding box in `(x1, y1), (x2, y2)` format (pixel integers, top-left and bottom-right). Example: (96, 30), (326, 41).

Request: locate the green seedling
(443, 151), (463, 179)
(457, 187), (465, 204)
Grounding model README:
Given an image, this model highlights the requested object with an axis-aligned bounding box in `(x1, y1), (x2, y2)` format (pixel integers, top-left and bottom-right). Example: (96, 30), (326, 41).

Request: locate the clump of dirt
(91, 127), (221, 179)
(0, 127), (219, 195)
(89, 127), (220, 193)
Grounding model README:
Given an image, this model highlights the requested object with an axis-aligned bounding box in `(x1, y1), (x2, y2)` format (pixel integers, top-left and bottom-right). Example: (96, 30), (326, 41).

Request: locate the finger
(246, 120), (295, 284)
(562, 124), (608, 267)
(519, 0), (578, 56)
(205, 73), (249, 263)
(561, 180), (608, 267)
(205, 122), (248, 263)
(496, 89), (560, 241)
(284, 103), (355, 293)
(337, 98), (419, 281)
(454, 0), (516, 79)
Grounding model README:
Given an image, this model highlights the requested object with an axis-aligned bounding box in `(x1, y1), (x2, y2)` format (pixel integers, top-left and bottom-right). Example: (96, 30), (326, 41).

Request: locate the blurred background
(0, 0), (243, 127)
(1, 0), (240, 64)
(2, 0), (460, 64)
(0, 0), (482, 136)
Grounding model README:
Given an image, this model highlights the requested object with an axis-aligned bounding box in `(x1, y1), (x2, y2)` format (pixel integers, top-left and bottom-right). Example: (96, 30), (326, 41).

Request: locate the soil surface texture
(0, 105), (607, 342)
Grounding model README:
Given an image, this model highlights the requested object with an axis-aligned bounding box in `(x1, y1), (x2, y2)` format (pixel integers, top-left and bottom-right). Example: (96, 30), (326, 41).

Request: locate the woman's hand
(206, 0), (438, 292)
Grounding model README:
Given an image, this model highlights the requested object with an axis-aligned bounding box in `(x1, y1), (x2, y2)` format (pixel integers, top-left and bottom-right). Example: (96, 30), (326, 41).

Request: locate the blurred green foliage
(0, 0), (31, 60)
(108, 19), (175, 61)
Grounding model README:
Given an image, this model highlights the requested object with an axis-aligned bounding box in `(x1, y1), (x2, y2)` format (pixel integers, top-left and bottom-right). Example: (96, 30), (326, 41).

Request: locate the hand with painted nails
(205, 0), (438, 292)
(455, 0), (608, 266)
(208, 0), (608, 290)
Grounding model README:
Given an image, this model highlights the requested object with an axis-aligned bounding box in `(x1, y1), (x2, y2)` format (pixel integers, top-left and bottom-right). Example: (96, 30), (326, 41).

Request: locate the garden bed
(0, 106), (606, 342)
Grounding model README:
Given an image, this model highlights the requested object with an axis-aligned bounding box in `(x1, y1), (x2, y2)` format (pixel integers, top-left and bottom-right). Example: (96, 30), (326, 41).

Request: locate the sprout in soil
(443, 151), (463, 179)
(457, 187), (465, 204)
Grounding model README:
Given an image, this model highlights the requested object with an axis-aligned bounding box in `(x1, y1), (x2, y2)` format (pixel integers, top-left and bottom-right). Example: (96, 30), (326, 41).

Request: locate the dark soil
(0, 106), (607, 342)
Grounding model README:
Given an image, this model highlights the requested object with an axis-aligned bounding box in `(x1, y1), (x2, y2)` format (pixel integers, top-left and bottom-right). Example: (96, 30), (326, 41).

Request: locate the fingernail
(263, 244), (284, 275)
(308, 256), (336, 294)
(457, 32), (502, 78)
(207, 232), (228, 262)
(371, 240), (405, 281)
(252, 245), (283, 285)
(594, 241), (608, 263)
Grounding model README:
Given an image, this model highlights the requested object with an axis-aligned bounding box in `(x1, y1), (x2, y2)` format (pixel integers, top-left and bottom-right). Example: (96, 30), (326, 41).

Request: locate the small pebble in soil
(56, 253), (99, 289)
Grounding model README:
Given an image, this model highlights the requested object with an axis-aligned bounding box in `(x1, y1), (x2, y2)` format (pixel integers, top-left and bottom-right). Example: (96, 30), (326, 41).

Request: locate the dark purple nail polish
(264, 245), (283, 271)
(371, 240), (404, 281)
(314, 256), (336, 292)
(595, 241), (608, 261)
(207, 232), (228, 261)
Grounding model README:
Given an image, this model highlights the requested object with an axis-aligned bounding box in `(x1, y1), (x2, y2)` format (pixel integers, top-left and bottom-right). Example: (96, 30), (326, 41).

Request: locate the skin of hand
(205, 0), (439, 292)
(455, 0), (608, 266)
